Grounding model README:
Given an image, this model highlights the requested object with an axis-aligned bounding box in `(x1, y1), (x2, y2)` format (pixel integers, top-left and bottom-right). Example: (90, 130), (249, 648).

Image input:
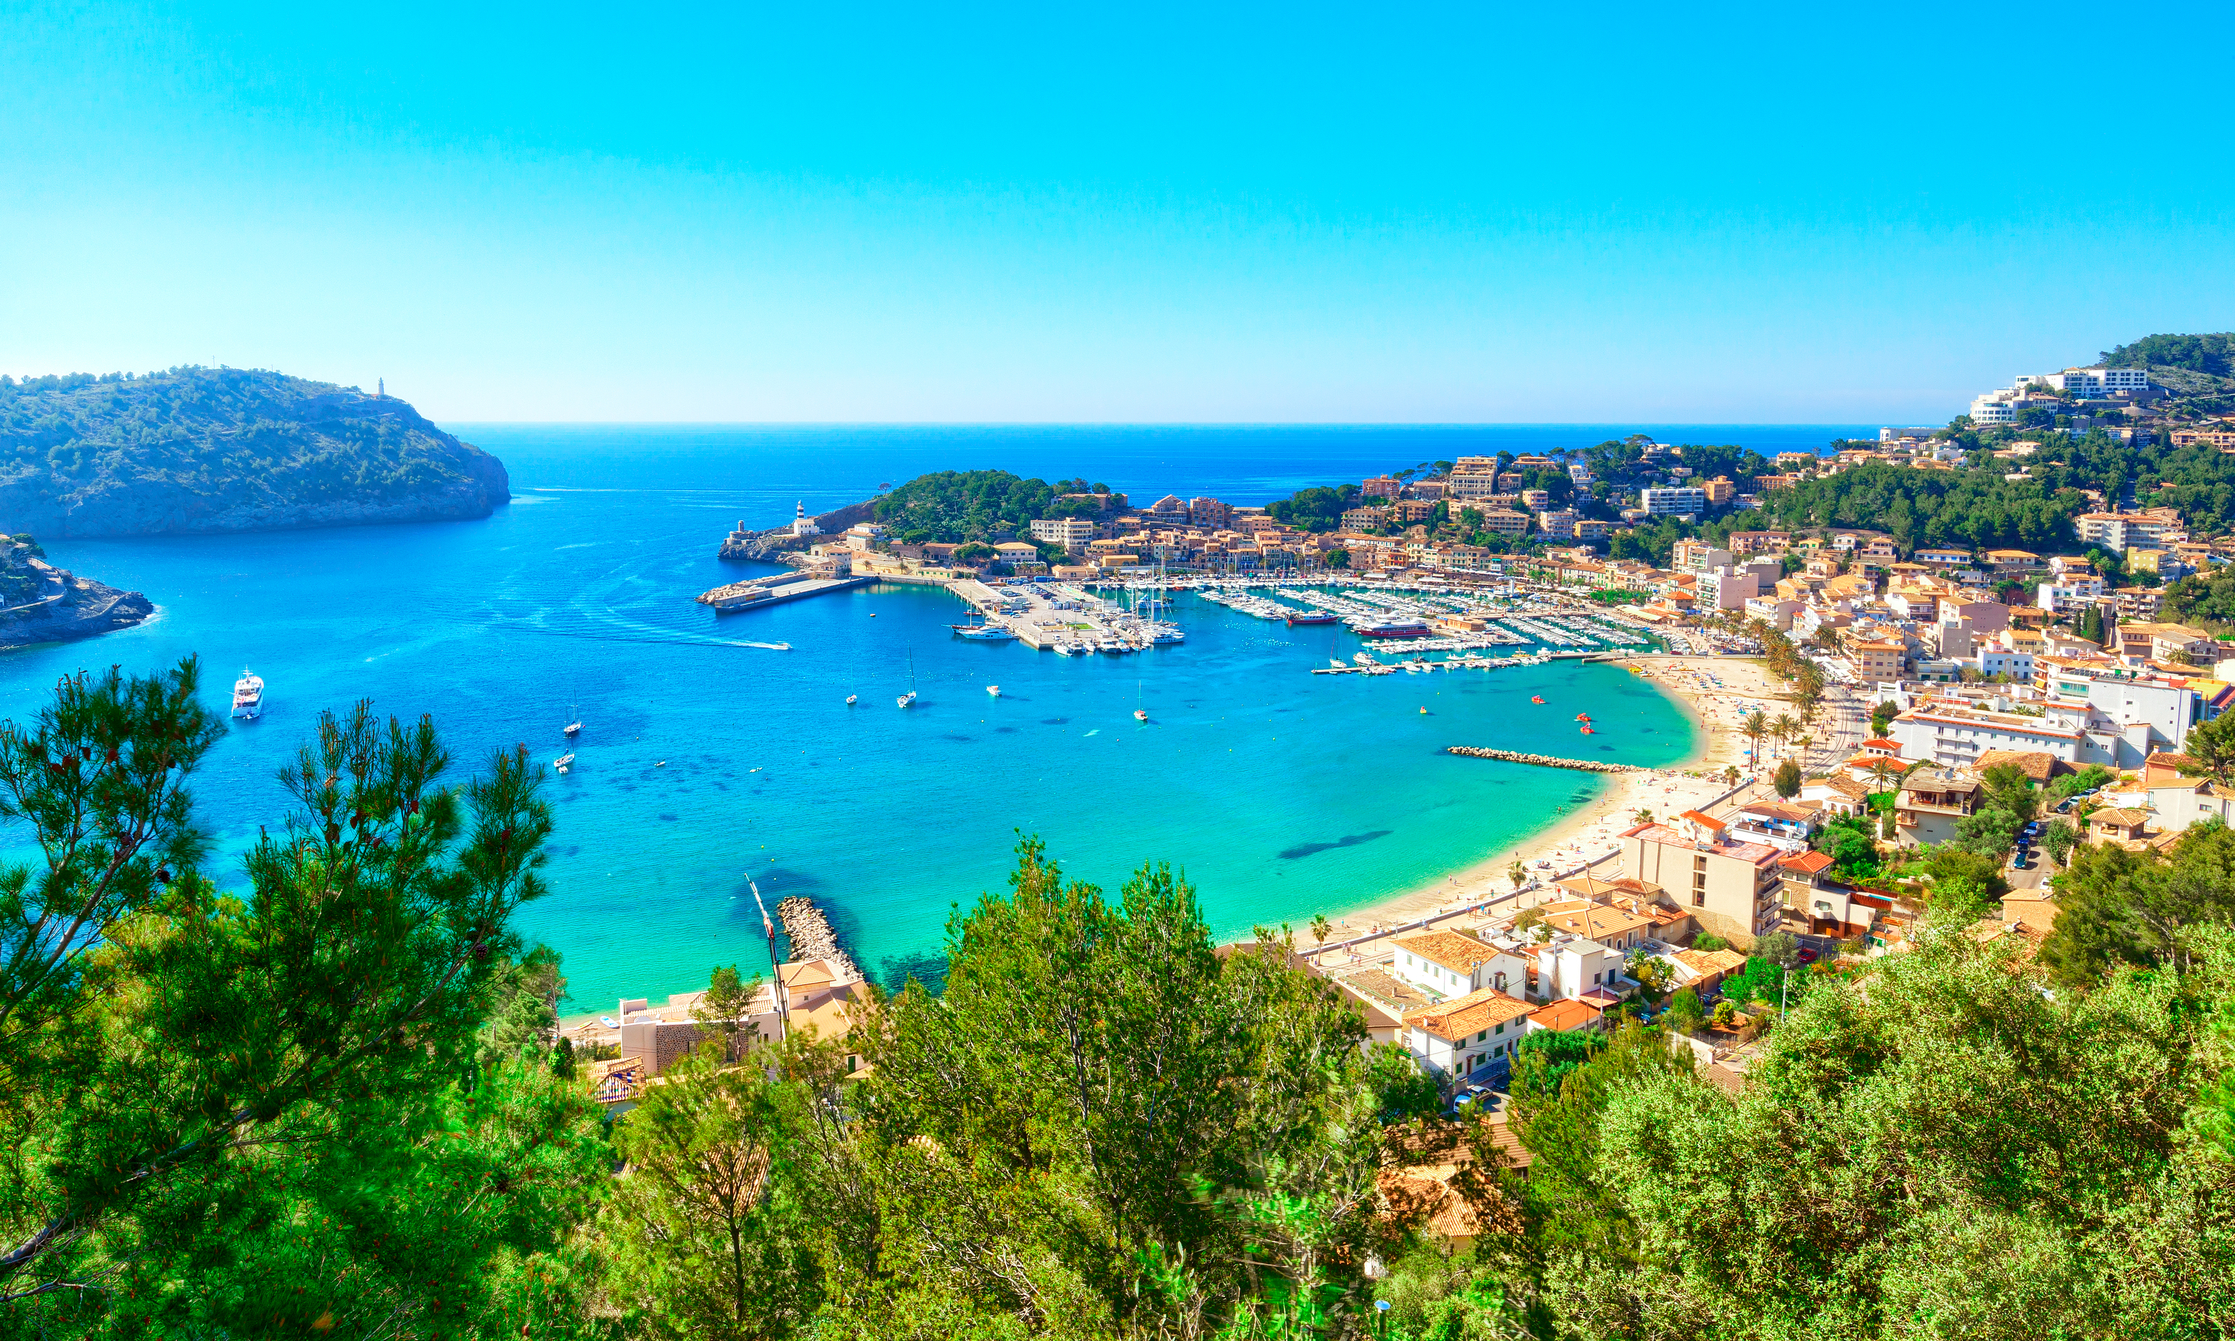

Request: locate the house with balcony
(1725, 800), (1820, 854)
(1401, 986), (1536, 1081)
(1893, 768), (1981, 847)
(1620, 813), (1784, 949)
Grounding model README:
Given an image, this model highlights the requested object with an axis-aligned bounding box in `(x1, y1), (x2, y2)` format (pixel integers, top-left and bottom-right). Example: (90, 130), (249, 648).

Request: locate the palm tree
(1796, 733), (1815, 764)
(1507, 859), (1527, 895)
(1771, 713), (1799, 760)
(1309, 914), (1332, 956)
(1742, 709), (1768, 767)
(1633, 807), (1655, 825)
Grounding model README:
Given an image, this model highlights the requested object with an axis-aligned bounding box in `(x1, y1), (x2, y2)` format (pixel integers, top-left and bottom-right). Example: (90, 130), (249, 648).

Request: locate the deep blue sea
(0, 425), (1868, 1013)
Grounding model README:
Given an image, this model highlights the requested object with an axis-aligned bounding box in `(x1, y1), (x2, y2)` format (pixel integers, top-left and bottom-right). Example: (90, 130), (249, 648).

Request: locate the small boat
(231, 670), (264, 720)
(599, 1016), (618, 1029)
(1580, 727), (1596, 735)
(986, 685), (1002, 697)
(898, 647), (918, 708)
(553, 752), (575, 773)
(846, 694), (857, 706)
(897, 692), (916, 709)
(1575, 713), (1591, 722)
(1134, 709), (1148, 722)
(564, 720), (582, 736)
(1531, 696), (1544, 704)
(1418, 706), (1428, 714)
(1330, 658), (1347, 669)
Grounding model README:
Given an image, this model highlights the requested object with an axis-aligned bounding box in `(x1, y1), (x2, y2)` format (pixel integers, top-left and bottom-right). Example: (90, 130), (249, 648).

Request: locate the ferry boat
(230, 671), (264, 720)
(1285, 610), (1338, 626)
(1356, 619), (1432, 639)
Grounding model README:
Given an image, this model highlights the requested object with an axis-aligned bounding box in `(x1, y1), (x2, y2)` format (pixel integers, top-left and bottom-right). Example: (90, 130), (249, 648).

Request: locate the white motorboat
(230, 671), (263, 720)
(986, 685), (1002, 697)
(846, 694), (858, 706)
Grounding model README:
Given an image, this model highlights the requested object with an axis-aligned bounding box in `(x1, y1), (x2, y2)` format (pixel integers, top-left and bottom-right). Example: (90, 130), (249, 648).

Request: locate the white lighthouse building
(790, 502), (821, 538)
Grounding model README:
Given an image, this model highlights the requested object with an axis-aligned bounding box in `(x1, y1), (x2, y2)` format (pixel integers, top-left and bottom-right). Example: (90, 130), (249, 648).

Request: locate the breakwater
(777, 897), (864, 984)
(1446, 746), (1642, 774)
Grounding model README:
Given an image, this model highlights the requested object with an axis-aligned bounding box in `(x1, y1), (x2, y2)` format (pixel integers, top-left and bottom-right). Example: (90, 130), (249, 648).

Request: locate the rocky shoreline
(717, 500), (879, 559)
(0, 556), (153, 651)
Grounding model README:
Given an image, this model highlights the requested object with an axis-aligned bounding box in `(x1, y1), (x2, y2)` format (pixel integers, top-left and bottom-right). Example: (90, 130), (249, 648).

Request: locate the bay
(0, 424), (1866, 1011)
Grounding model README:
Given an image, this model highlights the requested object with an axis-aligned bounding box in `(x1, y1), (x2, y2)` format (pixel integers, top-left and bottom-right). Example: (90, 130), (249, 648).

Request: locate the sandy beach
(1303, 654), (1804, 957)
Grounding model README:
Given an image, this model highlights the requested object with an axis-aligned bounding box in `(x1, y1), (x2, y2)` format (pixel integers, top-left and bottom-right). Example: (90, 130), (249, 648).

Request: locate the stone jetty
(777, 897), (863, 984)
(1446, 746), (1642, 774)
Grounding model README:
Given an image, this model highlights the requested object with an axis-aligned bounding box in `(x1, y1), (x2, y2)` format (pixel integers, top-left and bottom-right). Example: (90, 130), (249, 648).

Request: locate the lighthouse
(790, 501), (821, 538)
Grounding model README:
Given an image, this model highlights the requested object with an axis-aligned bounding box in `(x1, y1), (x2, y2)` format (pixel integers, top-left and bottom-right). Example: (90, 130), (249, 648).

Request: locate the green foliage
(1665, 987), (1703, 1035)
(1899, 843), (2012, 902)
(1955, 805), (2026, 858)
(1980, 762), (2040, 822)
(2103, 332), (2235, 376)
(1813, 812), (1881, 878)
(2043, 818), (2080, 864)
(1549, 930), (2235, 1339)
(1265, 483), (1362, 534)
(2041, 821), (2235, 987)
(1690, 933), (1728, 952)
(0, 366), (505, 527)
(1869, 699), (1901, 736)
(873, 470), (1075, 545)
(1368, 1042), (1442, 1123)
(1511, 1028), (1604, 1107)
(2180, 713), (2235, 784)
(1509, 1021), (1691, 1260)
(2048, 763), (2117, 802)
(1772, 758), (1801, 798)
(0, 660), (596, 1331)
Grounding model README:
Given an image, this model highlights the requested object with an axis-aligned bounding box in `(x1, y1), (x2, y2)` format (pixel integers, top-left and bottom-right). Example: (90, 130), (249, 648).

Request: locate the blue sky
(3, 1), (2230, 423)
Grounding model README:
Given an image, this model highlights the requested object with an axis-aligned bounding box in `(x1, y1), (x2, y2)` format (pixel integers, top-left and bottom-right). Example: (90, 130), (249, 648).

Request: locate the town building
(1620, 813), (1784, 948)
(1401, 986), (1535, 1080)
(1639, 485), (1707, 517)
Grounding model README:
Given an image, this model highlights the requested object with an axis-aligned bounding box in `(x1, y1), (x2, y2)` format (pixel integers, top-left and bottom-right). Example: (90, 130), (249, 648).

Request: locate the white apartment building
(1446, 472), (1504, 503)
(1974, 647), (2035, 680)
(1970, 396), (2016, 425)
(1889, 704), (2088, 767)
(1029, 517), (1099, 549)
(1535, 935), (1627, 1002)
(2076, 510), (2179, 552)
(2012, 367), (2150, 397)
(1639, 486), (1707, 517)
(1535, 509), (1578, 540)
(2036, 574), (2106, 614)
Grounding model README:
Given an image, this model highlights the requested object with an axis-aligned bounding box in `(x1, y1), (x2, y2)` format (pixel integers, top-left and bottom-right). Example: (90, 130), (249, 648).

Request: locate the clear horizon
(4, 2), (2230, 424)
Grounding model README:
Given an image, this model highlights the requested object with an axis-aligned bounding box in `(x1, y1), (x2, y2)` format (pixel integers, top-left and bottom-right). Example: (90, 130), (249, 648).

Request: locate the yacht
(1285, 610), (1338, 626)
(1356, 618), (1432, 640)
(897, 647), (918, 708)
(1133, 708), (1148, 722)
(230, 671), (263, 720)
(553, 752), (575, 774)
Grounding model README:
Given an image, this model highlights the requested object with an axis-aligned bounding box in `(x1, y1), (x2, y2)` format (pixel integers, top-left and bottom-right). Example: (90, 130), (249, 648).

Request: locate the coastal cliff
(0, 367), (509, 538)
(0, 536), (153, 650)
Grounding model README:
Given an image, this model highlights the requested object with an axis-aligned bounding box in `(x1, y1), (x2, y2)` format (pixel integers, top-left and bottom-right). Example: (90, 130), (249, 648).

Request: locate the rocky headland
(0, 537), (153, 650)
(0, 367), (509, 538)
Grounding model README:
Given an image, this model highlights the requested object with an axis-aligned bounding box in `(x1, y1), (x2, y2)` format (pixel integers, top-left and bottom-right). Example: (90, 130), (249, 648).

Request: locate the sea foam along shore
(1299, 654), (1794, 952)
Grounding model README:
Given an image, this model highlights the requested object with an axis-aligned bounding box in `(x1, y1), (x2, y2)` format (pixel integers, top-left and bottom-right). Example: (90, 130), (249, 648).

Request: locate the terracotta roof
(1526, 998), (1604, 1031)
(1861, 737), (1902, 750)
(1780, 850), (1834, 875)
(1405, 986), (1535, 1043)
(1973, 749), (2061, 782)
(1391, 931), (1506, 974)
(1678, 809), (1727, 830)
(1673, 947), (1747, 981)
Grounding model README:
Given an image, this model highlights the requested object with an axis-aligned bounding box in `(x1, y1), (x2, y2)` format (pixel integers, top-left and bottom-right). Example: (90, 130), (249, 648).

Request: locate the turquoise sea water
(0, 425), (1865, 1011)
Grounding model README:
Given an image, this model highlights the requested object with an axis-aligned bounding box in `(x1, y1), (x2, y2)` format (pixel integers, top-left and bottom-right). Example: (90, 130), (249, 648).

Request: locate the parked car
(1795, 947), (1819, 965)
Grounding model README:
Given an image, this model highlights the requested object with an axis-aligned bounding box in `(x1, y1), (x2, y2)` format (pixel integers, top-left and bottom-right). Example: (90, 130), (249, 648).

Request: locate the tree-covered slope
(0, 367), (509, 537)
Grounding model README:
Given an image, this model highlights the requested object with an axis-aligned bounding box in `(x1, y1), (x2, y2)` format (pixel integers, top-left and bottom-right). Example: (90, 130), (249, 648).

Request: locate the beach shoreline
(1303, 654), (1797, 948)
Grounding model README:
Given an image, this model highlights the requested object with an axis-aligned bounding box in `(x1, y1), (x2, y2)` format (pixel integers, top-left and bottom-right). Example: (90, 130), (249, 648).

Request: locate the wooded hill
(0, 367), (509, 537)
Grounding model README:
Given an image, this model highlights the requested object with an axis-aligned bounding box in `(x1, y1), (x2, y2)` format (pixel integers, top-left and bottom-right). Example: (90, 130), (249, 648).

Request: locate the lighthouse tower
(790, 501), (821, 538)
